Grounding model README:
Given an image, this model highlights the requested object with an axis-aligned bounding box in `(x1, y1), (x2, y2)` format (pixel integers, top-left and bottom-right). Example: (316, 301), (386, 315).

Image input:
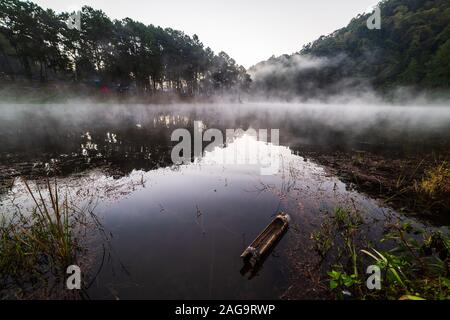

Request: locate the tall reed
(0, 178), (89, 298)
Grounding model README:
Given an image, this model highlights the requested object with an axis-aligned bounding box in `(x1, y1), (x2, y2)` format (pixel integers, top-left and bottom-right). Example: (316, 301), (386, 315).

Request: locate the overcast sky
(33, 0), (380, 68)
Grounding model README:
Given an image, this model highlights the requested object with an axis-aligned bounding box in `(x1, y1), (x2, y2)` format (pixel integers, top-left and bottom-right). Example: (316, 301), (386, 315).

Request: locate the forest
(250, 0), (450, 99)
(0, 0), (251, 96)
(1, 0), (449, 100)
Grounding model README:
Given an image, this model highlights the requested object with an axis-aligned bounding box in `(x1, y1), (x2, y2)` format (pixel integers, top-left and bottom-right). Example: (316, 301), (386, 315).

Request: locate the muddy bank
(301, 150), (450, 225)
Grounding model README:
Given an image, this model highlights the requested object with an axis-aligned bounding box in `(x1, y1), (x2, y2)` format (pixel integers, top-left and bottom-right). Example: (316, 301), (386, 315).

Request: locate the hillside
(250, 0), (450, 99)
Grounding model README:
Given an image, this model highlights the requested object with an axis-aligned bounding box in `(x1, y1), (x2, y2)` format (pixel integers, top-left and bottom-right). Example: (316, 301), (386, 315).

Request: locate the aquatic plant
(361, 222), (450, 300)
(314, 208), (364, 297)
(313, 208), (450, 300)
(0, 178), (95, 299)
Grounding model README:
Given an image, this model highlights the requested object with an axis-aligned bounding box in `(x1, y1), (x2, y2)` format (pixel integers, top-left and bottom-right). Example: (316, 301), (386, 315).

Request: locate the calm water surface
(1, 103), (449, 299)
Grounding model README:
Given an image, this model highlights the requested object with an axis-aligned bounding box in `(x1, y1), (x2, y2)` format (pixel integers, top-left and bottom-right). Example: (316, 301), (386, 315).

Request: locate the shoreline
(301, 150), (450, 226)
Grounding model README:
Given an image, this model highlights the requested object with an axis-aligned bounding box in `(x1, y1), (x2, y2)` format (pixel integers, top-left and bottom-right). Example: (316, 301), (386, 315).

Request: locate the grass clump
(0, 178), (93, 299)
(421, 162), (450, 199)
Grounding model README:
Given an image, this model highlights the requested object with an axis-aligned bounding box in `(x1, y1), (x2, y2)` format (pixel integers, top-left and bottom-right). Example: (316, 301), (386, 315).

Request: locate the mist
(1, 100), (450, 154)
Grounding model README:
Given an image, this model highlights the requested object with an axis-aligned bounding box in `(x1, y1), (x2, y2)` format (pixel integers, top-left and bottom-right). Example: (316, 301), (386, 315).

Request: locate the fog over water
(1, 101), (449, 157)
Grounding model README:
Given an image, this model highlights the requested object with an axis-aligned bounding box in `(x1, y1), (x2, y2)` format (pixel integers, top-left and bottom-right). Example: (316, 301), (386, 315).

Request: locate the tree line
(0, 0), (251, 96)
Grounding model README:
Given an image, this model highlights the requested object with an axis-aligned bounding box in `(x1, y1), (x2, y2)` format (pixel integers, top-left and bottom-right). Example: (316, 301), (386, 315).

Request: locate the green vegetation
(250, 0), (450, 98)
(0, 178), (93, 299)
(313, 208), (450, 300)
(0, 0), (251, 96)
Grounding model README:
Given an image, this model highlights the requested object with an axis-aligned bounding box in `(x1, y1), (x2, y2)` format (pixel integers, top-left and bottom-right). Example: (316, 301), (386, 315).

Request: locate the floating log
(240, 212), (290, 269)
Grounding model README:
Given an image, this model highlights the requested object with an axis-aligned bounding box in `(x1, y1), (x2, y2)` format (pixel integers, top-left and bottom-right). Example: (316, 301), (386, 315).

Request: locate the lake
(1, 102), (449, 299)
